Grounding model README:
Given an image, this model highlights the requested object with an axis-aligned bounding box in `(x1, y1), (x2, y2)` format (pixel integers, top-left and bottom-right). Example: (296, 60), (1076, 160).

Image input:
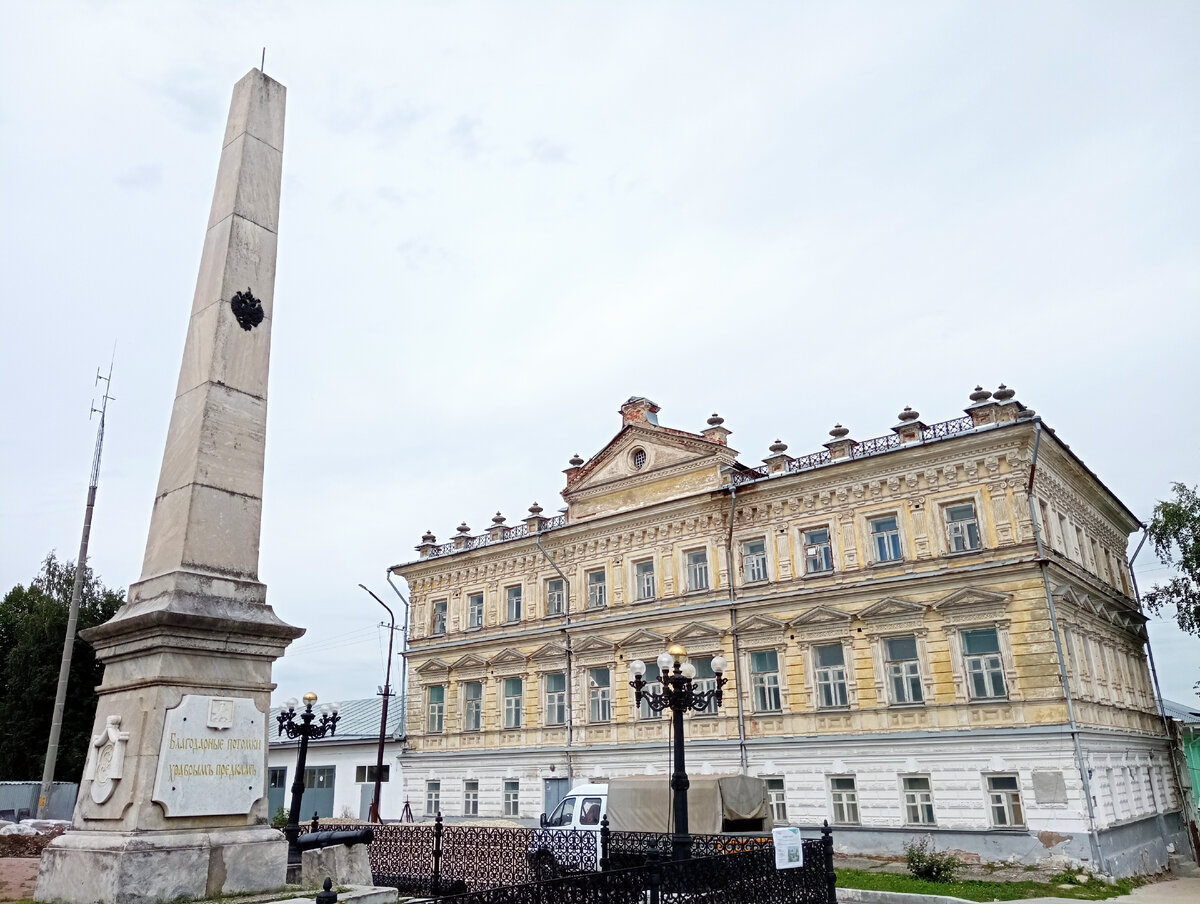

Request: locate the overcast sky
(2, 2), (1197, 711)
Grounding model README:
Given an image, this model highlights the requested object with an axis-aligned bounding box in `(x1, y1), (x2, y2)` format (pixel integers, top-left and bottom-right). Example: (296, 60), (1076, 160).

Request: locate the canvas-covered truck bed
(605, 773), (770, 834)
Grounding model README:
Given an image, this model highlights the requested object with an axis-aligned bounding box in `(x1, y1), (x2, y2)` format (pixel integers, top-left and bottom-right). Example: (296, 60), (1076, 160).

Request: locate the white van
(529, 775), (769, 876)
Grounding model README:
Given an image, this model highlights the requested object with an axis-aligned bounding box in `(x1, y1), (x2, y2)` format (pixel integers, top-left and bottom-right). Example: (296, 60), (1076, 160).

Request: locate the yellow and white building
(390, 389), (1185, 875)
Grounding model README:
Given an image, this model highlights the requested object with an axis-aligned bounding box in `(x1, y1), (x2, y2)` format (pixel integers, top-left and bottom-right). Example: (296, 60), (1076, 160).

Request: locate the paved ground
(0, 857), (37, 902)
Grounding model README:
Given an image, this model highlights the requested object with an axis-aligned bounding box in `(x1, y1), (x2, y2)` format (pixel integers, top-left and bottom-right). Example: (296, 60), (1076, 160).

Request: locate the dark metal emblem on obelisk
(231, 288), (265, 330)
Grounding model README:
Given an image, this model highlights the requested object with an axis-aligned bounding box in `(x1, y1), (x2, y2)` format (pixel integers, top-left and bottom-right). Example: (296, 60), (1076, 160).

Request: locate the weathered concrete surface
(301, 842), (373, 887)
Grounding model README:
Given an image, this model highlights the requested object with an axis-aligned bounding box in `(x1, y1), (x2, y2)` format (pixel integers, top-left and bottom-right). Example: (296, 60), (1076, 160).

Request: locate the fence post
(822, 819), (836, 904)
(646, 840), (662, 904)
(432, 811), (444, 893)
(599, 815), (610, 871)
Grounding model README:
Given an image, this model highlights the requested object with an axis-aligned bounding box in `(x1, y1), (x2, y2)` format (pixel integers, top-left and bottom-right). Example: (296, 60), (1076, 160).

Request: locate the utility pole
(38, 362), (115, 818)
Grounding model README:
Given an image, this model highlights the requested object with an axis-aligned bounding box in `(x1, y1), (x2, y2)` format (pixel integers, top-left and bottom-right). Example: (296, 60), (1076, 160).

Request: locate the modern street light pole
(277, 693), (340, 869)
(628, 645), (728, 861)
(359, 584), (396, 823)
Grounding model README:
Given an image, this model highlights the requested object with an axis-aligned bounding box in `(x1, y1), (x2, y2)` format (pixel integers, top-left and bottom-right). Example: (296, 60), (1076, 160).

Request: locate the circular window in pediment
(631, 448), (647, 470)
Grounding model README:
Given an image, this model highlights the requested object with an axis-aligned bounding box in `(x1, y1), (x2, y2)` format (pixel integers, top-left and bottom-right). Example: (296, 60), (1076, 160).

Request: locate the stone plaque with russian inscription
(152, 695), (267, 817)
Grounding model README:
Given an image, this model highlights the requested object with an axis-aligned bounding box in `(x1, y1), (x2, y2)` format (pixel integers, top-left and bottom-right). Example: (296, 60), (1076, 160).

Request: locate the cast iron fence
(305, 817), (837, 903)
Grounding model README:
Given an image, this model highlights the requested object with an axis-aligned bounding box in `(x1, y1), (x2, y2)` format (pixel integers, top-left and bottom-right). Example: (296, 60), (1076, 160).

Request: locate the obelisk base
(35, 826), (286, 904)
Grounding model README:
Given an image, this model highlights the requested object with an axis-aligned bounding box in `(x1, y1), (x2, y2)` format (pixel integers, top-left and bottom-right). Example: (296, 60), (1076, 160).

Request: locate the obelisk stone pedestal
(36, 69), (303, 904)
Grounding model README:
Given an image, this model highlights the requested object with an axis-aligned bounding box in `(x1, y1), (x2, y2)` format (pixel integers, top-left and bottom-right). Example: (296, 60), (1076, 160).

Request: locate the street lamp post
(628, 645), (728, 861)
(277, 692), (340, 870)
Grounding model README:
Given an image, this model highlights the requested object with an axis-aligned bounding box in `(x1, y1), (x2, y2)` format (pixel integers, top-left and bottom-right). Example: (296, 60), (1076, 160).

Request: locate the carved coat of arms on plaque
(85, 715), (130, 804)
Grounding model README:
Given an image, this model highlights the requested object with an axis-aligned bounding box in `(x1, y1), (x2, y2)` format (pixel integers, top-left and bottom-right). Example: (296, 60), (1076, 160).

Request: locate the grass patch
(836, 868), (1137, 901)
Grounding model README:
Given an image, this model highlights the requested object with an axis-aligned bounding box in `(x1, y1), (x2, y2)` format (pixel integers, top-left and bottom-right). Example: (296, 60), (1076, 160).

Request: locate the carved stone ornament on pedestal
(84, 715), (131, 805)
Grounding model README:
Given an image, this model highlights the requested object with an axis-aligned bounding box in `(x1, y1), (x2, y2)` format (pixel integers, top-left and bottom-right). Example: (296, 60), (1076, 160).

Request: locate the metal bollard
(315, 876), (337, 904)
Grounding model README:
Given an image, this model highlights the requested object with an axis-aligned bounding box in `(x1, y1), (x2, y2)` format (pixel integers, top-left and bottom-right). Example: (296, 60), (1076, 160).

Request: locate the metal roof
(268, 696), (404, 746)
(1160, 698), (1200, 724)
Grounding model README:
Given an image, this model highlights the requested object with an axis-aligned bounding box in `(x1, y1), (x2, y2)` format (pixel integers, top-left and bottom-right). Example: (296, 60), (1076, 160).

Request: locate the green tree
(1143, 483), (1200, 638)
(0, 552), (125, 781)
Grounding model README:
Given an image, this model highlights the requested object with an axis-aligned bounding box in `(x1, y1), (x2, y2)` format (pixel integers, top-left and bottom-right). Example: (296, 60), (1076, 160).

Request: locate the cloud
(114, 165), (163, 190)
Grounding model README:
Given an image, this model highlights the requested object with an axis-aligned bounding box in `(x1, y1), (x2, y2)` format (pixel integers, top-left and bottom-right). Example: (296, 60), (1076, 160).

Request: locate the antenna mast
(37, 359), (116, 818)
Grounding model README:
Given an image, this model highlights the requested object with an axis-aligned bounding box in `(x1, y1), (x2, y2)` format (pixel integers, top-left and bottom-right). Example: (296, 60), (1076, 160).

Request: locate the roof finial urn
(969, 385), (992, 403)
(456, 521), (471, 535)
(421, 529), (436, 544)
(769, 439), (788, 453)
(707, 413), (725, 426)
(569, 453), (584, 467)
(829, 424), (850, 439)
(994, 383), (1016, 402)
(528, 501), (543, 516)
(491, 511), (506, 526)
(897, 407), (920, 422)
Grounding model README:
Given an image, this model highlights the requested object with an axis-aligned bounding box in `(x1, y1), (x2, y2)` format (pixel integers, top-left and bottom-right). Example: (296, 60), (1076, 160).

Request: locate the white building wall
(269, 740), (406, 821)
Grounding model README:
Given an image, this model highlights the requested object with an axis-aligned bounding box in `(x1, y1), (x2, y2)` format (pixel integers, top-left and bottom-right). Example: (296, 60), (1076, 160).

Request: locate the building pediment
(415, 658), (451, 678)
(616, 628), (669, 650)
(671, 621), (724, 648)
(858, 597), (926, 632)
(530, 642), (568, 661)
(489, 648), (528, 673)
(449, 653), (487, 673)
(573, 636), (617, 656)
(790, 605), (853, 632)
(733, 615), (786, 646)
(562, 402), (739, 520)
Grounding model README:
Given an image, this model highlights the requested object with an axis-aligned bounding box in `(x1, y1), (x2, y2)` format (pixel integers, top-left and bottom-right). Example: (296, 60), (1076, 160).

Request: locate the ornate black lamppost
(628, 645), (728, 861)
(277, 692), (340, 870)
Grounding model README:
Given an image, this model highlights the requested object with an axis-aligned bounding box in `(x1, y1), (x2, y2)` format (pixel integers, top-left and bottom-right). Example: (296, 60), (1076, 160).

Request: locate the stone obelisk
(36, 69), (304, 904)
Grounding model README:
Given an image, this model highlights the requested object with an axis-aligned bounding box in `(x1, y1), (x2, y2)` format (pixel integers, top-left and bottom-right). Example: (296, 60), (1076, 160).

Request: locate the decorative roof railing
(419, 415), (982, 558)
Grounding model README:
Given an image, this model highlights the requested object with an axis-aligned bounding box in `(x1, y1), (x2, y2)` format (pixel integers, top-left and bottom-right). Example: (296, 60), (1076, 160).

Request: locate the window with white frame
(546, 579), (565, 616)
(427, 685), (445, 733)
(743, 539), (768, 583)
(750, 650), (782, 712)
(463, 780), (479, 816)
(463, 681), (482, 732)
(637, 679), (663, 719)
(685, 549), (710, 592)
(870, 516), (903, 562)
(545, 672), (567, 725)
(803, 528), (833, 574)
(885, 635), (923, 704)
(431, 599), (447, 636)
(691, 656), (719, 714)
(945, 502), (981, 552)
(766, 777), (787, 823)
(635, 560), (656, 600)
(903, 776), (935, 825)
(829, 776), (859, 825)
(587, 569), (607, 608)
(987, 774), (1025, 827)
(503, 780), (520, 816)
(505, 586), (523, 622)
(588, 667), (612, 722)
(503, 677), (523, 728)
(467, 592), (484, 629)
(814, 643), (849, 708)
(425, 780), (440, 816)
(963, 628), (1007, 699)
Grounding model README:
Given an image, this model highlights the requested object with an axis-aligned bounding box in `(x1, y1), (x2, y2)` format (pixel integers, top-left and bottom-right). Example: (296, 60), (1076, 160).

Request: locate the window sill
(868, 559), (905, 568)
(887, 703), (926, 709)
(752, 710), (783, 716)
(816, 706), (852, 713)
(803, 570), (835, 578)
(501, 620), (522, 626)
(967, 696), (1010, 704)
(465, 625), (482, 632)
(944, 547), (983, 558)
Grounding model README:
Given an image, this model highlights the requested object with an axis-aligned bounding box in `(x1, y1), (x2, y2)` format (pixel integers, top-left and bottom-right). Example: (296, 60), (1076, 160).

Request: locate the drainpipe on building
(535, 533), (574, 786)
(1128, 530), (1199, 862)
(723, 475), (749, 773)
(1026, 420), (1106, 873)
